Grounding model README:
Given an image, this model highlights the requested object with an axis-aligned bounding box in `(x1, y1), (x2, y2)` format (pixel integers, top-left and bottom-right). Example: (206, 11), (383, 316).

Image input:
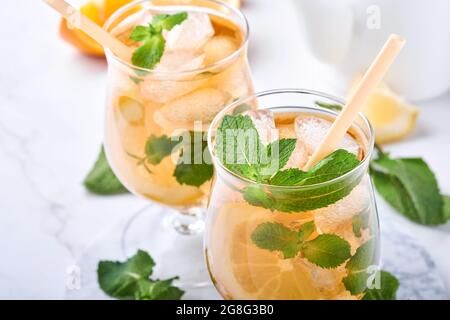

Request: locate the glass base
(121, 206), (211, 289)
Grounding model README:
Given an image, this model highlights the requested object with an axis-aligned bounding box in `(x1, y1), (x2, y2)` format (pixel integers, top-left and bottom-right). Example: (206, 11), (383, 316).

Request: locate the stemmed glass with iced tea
(103, 0), (253, 286)
(206, 89), (380, 299)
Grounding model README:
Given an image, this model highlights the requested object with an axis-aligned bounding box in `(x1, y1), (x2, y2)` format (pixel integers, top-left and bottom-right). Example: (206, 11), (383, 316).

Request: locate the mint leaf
(98, 250), (155, 299)
(135, 278), (184, 300)
(269, 168), (307, 186)
(174, 132), (213, 187)
(444, 195), (450, 220)
(371, 153), (446, 225)
(130, 25), (151, 42)
(301, 234), (351, 268)
(242, 150), (362, 212)
(145, 135), (181, 165)
(215, 115), (362, 212)
(298, 149), (360, 186)
(216, 114), (263, 181)
(343, 239), (378, 294)
(251, 223), (302, 259)
(251, 221), (352, 269)
(84, 146), (128, 195)
(315, 101), (343, 112)
(298, 221), (315, 242)
(152, 12), (188, 31)
(261, 139), (297, 177)
(352, 209), (371, 237)
(130, 12), (187, 70)
(131, 34), (165, 69)
(232, 103), (252, 115)
(98, 250), (184, 300)
(243, 185), (275, 208)
(362, 271), (399, 300)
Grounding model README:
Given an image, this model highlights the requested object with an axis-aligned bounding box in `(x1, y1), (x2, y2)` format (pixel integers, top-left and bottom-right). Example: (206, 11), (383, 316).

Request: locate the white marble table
(1, 0), (449, 299)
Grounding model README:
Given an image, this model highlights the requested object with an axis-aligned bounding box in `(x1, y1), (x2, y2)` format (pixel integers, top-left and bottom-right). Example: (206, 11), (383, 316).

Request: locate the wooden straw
(304, 34), (406, 170)
(43, 0), (133, 61)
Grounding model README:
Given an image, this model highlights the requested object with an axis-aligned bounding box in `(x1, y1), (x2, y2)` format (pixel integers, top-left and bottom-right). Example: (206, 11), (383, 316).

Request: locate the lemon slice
(207, 203), (348, 299)
(349, 76), (419, 144)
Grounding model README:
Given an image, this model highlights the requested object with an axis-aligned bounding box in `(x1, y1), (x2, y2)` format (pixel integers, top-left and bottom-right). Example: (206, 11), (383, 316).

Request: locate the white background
(0, 0), (449, 298)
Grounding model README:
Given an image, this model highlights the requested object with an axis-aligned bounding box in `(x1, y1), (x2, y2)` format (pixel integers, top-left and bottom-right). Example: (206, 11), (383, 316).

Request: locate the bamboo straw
(43, 0), (133, 61)
(304, 34), (406, 170)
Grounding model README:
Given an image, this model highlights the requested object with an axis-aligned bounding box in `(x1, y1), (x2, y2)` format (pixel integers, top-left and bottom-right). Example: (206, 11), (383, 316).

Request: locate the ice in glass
(104, 0), (253, 210)
(205, 90), (380, 299)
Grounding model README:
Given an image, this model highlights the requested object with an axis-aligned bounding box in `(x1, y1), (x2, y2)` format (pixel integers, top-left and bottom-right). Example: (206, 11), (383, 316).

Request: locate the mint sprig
(216, 114), (362, 213)
(97, 250), (184, 300)
(174, 132), (213, 187)
(144, 131), (213, 187)
(84, 146), (128, 195)
(130, 12), (188, 69)
(370, 146), (449, 225)
(251, 221), (351, 268)
(362, 270), (399, 300)
(145, 135), (181, 165)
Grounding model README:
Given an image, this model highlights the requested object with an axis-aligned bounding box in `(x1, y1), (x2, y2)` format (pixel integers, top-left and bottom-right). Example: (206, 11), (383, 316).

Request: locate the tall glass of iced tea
(103, 0), (253, 287)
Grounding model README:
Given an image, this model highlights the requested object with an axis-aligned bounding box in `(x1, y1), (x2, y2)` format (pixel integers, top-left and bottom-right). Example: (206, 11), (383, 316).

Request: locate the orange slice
(59, 0), (134, 57)
(208, 203), (348, 299)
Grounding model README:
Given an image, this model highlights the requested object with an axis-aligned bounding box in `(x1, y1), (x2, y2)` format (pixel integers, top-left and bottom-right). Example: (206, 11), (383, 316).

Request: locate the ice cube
(164, 12), (214, 52)
(203, 35), (239, 65)
(295, 116), (361, 157)
(153, 88), (232, 131)
(154, 51), (206, 73)
(117, 96), (144, 124)
(139, 50), (208, 103)
(276, 123), (309, 169)
(314, 182), (370, 234)
(298, 258), (345, 292)
(243, 109), (279, 145)
(140, 75), (207, 104)
(211, 58), (253, 99)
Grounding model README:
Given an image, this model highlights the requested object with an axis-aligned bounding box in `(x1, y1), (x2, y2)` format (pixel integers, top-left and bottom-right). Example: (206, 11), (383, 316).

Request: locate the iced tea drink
(205, 90), (380, 299)
(103, 0), (253, 209)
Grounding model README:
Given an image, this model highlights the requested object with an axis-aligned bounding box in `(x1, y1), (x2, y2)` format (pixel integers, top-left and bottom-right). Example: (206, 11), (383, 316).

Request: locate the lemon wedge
(349, 76), (419, 144)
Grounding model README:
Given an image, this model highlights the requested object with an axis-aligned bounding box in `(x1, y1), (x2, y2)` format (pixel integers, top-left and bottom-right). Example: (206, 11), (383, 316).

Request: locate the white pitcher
(295, 0), (450, 101)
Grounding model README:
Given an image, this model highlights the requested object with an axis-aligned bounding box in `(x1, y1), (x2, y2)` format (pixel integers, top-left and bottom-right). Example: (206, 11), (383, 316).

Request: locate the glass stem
(170, 207), (205, 236)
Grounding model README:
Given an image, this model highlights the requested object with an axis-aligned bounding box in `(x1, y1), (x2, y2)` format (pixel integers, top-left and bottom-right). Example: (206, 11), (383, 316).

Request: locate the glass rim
(103, 0), (250, 76)
(207, 88), (375, 190)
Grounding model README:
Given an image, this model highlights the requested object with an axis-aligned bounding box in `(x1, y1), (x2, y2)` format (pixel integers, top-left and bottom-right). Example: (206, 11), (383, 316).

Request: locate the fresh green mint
(342, 239), (378, 295)
(352, 209), (371, 238)
(301, 234), (352, 269)
(370, 146), (449, 225)
(362, 270), (399, 300)
(243, 150), (362, 212)
(84, 146), (128, 195)
(174, 132), (213, 187)
(251, 221), (351, 268)
(315, 101), (344, 112)
(130, 12), (188, 69)
(98, 250), (184, 300)
(216, 114), (362, 212)
(216, 114), (264, 182)
(145, 134), (181, 165)
(126, 131), (212, 187)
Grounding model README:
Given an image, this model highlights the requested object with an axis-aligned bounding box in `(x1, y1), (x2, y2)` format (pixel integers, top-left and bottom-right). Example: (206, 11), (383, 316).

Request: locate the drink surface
(205, 109), (380, 300)
(104, 6), (253, 209)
